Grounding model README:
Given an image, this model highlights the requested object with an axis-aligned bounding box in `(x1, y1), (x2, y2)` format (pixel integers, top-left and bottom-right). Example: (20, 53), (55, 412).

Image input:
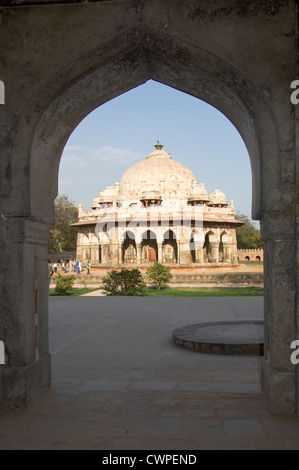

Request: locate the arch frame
(0, 2), (297, 414)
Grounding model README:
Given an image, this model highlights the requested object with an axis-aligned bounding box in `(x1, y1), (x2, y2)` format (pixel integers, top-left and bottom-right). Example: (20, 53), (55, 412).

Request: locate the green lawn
(241, 261), (263, 268)
(49, 286), (264, 296)
(146, 286), (264, 296)
(49, 287), (100, 296)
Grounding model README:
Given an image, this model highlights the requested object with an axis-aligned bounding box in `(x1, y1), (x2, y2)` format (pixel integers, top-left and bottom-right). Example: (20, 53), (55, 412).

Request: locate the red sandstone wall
(237, 249), (263, 261)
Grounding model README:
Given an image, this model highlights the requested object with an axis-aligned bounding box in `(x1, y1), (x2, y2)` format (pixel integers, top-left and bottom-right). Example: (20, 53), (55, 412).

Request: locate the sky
(59, 80), (254, 221)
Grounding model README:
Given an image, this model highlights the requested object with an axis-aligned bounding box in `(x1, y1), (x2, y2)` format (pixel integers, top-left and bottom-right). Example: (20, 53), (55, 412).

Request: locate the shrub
(146, 262), (172, 289)
(54, 274), (76, 295)
(100, 268), (147, 296)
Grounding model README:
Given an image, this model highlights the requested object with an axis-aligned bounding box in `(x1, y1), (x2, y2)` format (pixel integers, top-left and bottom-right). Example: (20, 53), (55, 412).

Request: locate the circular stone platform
(172, 321), (264, 356)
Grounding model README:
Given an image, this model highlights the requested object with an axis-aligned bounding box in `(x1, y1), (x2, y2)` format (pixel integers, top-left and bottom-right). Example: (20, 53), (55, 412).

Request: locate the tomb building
(72, 142), (243, 267)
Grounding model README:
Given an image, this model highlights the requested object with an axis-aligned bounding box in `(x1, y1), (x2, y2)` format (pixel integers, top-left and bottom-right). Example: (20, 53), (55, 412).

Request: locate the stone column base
(2, 354), (51, 409)
(261, 358), (296, 414)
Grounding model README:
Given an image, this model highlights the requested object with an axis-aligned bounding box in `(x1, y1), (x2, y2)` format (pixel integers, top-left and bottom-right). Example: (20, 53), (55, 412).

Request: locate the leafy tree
(49, 194), (78, 252)
(146, 262), (172, 289)
(235, 213), (263, 249)
(54, 274), (76, 295)
(100, 268), (147, 296)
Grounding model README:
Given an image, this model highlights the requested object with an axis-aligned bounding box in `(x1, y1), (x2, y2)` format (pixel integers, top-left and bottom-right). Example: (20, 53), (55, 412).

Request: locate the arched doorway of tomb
(203, 231), (213, 263)
(20, 18), (296, 415)
(141, 230), (158, 263)
(122, 231), (137, 264)
(220, 231), (231, 263)
(189, 229), (203, 264)
(162, 230), (177, 264)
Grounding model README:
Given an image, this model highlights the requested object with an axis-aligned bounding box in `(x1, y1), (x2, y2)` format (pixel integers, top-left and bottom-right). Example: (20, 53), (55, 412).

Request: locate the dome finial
(155, 141), (163, 150)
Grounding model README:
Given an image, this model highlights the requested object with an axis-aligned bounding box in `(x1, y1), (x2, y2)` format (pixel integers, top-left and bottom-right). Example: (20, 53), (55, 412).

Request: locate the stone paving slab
(0, 297), (298, 450)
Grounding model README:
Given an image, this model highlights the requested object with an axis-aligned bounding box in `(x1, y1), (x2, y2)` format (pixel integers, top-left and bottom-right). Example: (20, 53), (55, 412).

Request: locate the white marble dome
(209, 188), (227, 205)
(190, 183), (209, 201)
(119, 142), (198, 199)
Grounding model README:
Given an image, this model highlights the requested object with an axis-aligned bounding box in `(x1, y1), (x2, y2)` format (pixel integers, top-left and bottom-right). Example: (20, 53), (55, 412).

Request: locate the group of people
(47, 258), (92, 294)
(74, 260), (91, 275)
(50, 259), (92, 275)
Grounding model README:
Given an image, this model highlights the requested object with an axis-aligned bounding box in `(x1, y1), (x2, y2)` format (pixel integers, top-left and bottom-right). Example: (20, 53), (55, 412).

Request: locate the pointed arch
(122, 230), (137, 264)
(2, 8), (295, 413)
(162, 229), (177, 263)
(141, 230), (158, 263)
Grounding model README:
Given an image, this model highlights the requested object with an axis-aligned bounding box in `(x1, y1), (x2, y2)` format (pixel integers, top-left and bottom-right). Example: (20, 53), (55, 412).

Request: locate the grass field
(146, 286), (264, 296)
(50, 286), (264, 296)
(49, 287), (99, 296)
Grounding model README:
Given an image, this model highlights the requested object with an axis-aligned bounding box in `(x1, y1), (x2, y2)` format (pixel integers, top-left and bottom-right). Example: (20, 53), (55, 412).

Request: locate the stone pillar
(211, 242), (220, 263)
(136, 243), (141, 265)
(91, 246), (98, 264)
(179, 240), (191, 265)
(118, 243), (123, 265)
(222, 243), (231, 263)
(108, 241), (119, 267)
(230, 230), (238, 266)
(101, 244), (109, 265)
(261, 214), (296, 414)
(158, 243), (163, 263)
(199, 245), (205, 264)
(176, 241), (180, 264)
(1, 217), (51, 408)
(193, 242), (200, 263)
(80, 245), (89, 262)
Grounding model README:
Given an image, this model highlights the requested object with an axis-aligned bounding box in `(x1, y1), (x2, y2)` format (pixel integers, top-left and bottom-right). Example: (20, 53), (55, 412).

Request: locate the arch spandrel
(27, 28), (280, 223)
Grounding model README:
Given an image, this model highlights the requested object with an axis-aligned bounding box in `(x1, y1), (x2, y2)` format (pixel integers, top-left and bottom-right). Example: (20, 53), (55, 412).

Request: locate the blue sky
(59, 80), (254, 221)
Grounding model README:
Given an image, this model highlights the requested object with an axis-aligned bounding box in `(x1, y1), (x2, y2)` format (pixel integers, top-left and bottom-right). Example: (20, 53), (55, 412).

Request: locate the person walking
(69, 259), (73, 272)
(86, 260), (91, 275)
(53, 262), (57, 274)
(76, 260), (80, 275)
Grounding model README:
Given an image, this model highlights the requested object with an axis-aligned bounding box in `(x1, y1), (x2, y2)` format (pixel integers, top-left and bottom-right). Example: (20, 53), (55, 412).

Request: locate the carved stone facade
(72, 143), (243, 267)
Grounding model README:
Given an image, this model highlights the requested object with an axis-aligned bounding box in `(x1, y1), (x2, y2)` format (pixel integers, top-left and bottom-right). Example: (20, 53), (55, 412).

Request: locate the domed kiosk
(72, 142), (243, 267)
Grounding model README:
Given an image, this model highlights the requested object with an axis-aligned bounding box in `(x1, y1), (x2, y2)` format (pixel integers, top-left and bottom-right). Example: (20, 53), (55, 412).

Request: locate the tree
(49, 194), (78, 252)
(54, 274), (76, 295)
(100, 268), (147, 296)
(146, 262), (172, 289)
(235, 213), (263, 249)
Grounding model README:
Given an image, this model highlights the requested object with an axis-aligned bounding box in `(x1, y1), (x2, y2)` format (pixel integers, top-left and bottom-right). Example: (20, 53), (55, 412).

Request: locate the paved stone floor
(0, 296), (299, 450)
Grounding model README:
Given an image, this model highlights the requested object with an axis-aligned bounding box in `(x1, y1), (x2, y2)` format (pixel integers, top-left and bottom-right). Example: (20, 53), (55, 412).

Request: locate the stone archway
(141, 230), (158, 263)
(0, 1), (297, 414)
(203, 231), (218, 263)
(220, 231), (231, 264)
(122, 231), (137, 264)
(162, 230), (177, 264)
